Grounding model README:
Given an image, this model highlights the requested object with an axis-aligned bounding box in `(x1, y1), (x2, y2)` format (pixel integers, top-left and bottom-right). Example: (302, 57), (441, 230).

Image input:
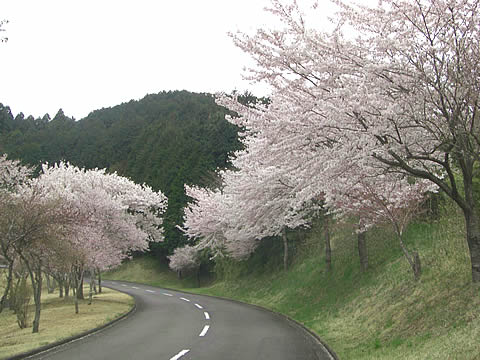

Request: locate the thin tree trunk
(358, 231), (368, 272)
(19, 253), (42, 333)
(31, 269), (43, 333)
(46, 274), (51, 293)
(325, 216), (332, 272)
(74, 274), (79, 314)
(88, 277), (93, 305)
(77, 275), (84, 300)
(464, 209), (480, 283)
(397, 232), (421, 281)
(74, 291), (79, 314)
(461, 161), (480, 283)
(413, 251), (421, 280)
(58, 280), (64, 298)
(65, 276), (70, 298)
(74, 268), (85, 314)
(282, 227), (288, 271)
(10, 276), (22, 312)
(97, 271), (102, 294)
(46, 274), (54, 294)
(0, 262), (14, 313)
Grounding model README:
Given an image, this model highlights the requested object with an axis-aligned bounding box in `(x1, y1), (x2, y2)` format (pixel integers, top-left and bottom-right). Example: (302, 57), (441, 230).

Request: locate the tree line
(171, 0), (480, 287)
(0, 91), (242, 259)
(0, 156), (167, 333)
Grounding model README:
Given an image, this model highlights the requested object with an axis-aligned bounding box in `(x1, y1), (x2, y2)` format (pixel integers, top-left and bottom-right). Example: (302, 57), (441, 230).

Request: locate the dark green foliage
(0, 91), (242, 259)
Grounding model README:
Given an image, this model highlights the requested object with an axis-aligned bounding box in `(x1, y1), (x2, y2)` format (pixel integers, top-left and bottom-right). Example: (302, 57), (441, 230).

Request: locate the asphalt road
(28, 281), (335, 360)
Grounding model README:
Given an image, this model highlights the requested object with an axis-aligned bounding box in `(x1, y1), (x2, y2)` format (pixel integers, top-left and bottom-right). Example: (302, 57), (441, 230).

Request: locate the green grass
(106, 199), (480, 359)
(104, 255), (200, 289)
(0, 284), (134, 360)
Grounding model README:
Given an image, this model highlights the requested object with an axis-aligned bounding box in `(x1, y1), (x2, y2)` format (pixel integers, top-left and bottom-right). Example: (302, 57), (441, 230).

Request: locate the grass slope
(0, 285), (134, 360)
(106, 200), (480, 359)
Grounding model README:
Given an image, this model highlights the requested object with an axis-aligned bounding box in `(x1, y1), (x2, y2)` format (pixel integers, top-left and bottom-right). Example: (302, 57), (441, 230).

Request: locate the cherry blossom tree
(221, 0), (480, 282)
(182, 185), (230, 255)
(327, 165), (436, 278)
(1, 156), (168, 330)
(168, 245), (200, 276)
(0, 155), (32, 313)
(33, 162), (167, 310)
(216, 96), (332, 269)
(182, 131), (317, 270)
(1, 183), (74, 332)
(0, 154), (32, 190)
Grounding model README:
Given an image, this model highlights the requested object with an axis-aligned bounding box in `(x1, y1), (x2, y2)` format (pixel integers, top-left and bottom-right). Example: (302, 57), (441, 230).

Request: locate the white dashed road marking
(199, 325), (210, 337)
(170, 349), (190, 360)
(108, 283), (214, 358)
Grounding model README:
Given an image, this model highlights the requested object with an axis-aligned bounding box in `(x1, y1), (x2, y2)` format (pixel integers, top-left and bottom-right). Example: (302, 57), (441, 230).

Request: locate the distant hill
(0, 90), (242, 258)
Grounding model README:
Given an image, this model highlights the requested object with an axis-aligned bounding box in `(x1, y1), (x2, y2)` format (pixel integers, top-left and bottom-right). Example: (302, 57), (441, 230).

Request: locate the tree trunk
(413, 251), (421, 281)
(19, 253), (42, 333)
(74, 275), (79, 314)
(59, 280), (64, 298)
(282, 227), (289, 271)
(46, 274), (54, 294)
(31, 269), (42, 333)
(358, 231), (368, 272)
(464, 209), (480, 283)
(0, 262), (14, 313)
(91, 270), (97, 295)
(10, 277), (22, 312)
(88, 277), (93, 305)
(74, 268), (85, 314)
(461, 160), (480, 283)
(97, 271), (102, 294)
(77, 276), (84, 300)
(65, 278), (70, 298)
(397, 232), (421, 281)
(325, 216), (332, 272)
(74, 292), (79, 314)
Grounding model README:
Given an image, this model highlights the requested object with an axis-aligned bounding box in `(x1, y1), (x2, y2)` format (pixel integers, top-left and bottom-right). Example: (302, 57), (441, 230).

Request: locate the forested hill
(0, 90), (242, 258)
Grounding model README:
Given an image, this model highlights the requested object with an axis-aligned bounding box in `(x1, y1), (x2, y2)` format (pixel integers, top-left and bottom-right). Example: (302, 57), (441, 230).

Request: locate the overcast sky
(1, 0), (338, 120)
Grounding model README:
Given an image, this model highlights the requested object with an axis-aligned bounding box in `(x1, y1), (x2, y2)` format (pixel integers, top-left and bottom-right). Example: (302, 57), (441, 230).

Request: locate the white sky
(0, 0), (338, 120)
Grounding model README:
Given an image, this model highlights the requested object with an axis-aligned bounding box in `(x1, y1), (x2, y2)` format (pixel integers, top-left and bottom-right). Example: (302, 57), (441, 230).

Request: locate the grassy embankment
(105, 199), (480, 359)
(0, 282), (134, 360)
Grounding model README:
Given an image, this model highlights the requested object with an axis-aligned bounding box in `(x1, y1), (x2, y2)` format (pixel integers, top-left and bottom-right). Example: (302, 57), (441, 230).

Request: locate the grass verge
(0, 285), (134, 360)
(105, 200), (480, 359)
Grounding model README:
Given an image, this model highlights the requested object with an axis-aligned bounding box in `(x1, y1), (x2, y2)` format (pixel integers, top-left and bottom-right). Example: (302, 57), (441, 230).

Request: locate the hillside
(105, 197), (480, 359)
(0, 91), (242, 256)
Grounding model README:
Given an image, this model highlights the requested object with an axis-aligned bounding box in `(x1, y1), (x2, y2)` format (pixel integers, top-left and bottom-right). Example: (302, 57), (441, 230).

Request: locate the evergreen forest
(0, 90), (242, 259)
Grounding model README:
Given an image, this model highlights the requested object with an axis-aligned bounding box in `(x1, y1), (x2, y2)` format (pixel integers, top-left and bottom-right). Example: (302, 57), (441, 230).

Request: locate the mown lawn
(0, 284), (134, 360)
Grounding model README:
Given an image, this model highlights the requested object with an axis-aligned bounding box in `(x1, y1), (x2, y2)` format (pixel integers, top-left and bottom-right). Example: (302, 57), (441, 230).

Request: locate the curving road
(28, 281), (335, 360)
